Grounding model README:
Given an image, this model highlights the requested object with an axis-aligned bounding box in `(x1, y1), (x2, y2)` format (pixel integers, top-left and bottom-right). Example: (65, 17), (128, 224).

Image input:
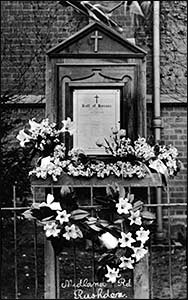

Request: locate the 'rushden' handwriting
(74, 288), (127, 299)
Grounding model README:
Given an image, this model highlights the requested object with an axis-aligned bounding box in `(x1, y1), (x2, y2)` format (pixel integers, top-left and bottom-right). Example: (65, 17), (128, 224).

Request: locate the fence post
(133, 253), (149, 299)
(44, 239), (56, 299)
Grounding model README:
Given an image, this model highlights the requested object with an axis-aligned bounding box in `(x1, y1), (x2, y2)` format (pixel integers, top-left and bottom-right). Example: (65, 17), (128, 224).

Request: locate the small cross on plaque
(94, 95), (99, 104)
(90, 31), (103, 52)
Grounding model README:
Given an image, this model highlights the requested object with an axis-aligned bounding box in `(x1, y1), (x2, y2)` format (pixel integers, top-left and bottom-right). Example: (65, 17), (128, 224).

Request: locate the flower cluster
(95, 186), (153, 283)
(17, 119), (182, 182)
(98, 128), (182, 179)
(17, 118), (74, 180)
(23, 184), (154, 283)
(17, 118), (61, 153)
(23, 189), (87, 243)
(154, 144), (182, 177)
(66, 160), (147, 179)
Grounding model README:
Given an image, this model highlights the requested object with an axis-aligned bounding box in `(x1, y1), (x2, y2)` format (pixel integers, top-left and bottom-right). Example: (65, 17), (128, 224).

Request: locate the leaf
(104, 138), (114, 154)
(86, 217), (98, 225)
(22, 209), (35, 220)
(46, 194), (54, 205)
(98, 219), (110, 227)
(95, 196), (116, 207)
(140, 1), (151, 16)
(41, 215), (55, 222)
(124, 1), (144, 17)
(129, 194), (135, 203)
(88, 224), (102, 232)
(70, 209), (89, 220)
(114, 218), (124, 227)
(106, 182), (120, 198)
(33, 206), (56, 221)
(106, 184), (114, 197)
(118, 185), (125, 198)
(133, 200), (144, 212)
(141, 210), (156, 220)
(60, 185), (71, 198)
(98, 253), (116, 265)
(31, 203), (40, 209)
(105, 225), (121, 238)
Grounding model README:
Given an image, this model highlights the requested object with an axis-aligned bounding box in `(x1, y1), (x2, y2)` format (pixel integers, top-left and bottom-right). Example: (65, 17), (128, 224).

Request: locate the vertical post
(44, 186), (57, 299)
(167, 185), (173, 299)
(56, 256), (60, 299)
(13, 184), (18, 299)
(34, 220), (38, 299)
(133, 254), (149, 299)
(139, 57), (147, 137)
(44, 239), (56, 299)
(153, 1), (164, 241)
(147, 187), (153, 299)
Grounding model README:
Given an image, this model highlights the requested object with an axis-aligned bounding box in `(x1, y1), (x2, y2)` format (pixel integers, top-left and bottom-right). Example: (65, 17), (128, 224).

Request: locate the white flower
(119, 256), (135, 269)
(29, 119), (41, 132)
(149, 159), (168, 175)
(54, 144), (65, 159)
(136, 227), (150, 244)
(61, 117), (75, 135)
(39, 194), (62, 211)
(118, 129), (126, 138)
(131, 246), (148, 262)
(116, 197), (133, 215)
(128, 210), (142, 226)
(99, 232), (119, 249)
(40, 156), (52, 168)
(119, 232), (136, 248)
(105, 265), (120, 284)
(16, 129), (32, 147)
(44, 221), (61, 237)
(63, 224), (83, 240)
(56, 210), (71, 225)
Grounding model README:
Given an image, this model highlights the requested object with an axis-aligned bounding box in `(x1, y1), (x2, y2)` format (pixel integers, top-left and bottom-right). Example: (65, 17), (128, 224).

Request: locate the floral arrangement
(23, 184), (155, 283)
(16, 118), (182, 182)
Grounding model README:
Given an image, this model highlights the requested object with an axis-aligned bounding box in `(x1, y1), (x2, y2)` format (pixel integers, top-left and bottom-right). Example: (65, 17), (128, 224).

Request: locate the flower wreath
(16, 117), (182, 183)
(23, 183), (155, 283)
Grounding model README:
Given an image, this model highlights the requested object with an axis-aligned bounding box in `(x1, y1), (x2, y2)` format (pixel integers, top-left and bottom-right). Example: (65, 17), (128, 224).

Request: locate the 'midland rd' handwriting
(61, 278), (132, 289)
(61, 278), (132, 299)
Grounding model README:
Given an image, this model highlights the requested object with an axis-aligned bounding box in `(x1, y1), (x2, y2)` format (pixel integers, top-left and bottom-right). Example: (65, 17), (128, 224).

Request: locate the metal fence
(1, 184), (187, 299)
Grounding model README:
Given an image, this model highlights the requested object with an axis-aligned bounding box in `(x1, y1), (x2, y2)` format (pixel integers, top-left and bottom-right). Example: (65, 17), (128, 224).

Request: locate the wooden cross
(90, 31), (103, 52)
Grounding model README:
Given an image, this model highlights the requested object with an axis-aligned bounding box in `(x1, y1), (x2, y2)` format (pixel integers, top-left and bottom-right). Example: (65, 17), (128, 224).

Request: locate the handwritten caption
(61, 278), (132, 299)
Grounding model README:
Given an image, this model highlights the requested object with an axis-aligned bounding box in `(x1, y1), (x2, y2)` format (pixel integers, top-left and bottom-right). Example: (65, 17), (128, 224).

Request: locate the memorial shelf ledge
(30, 173), (163, 188)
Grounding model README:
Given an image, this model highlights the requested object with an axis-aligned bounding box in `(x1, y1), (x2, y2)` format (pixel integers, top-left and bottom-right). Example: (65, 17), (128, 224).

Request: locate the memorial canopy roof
(47, 21), (147, 58)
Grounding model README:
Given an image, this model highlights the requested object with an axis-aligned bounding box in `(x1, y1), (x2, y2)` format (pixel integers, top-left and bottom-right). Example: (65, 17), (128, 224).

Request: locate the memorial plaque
(73, 89), (120, 155)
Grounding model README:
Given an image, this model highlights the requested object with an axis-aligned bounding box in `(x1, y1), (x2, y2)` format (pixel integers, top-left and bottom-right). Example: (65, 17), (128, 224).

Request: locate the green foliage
(0, 97), (32, 207)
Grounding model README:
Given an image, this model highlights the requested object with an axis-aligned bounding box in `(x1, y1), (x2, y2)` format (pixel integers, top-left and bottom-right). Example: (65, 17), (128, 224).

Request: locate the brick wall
(147, 103), (187, 221)
(161, 105), (187, 216)
(1, 1), (187, 96)
(1, 0), (88, 95)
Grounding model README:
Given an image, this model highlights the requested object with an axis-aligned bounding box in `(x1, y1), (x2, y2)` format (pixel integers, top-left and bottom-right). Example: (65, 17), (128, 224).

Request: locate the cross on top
(94, 95), (99, 104)
(90, 31), (103, 52)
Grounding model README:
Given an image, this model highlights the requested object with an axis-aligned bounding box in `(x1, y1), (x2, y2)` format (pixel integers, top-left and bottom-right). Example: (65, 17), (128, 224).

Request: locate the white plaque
(73, 89), (120, 155)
